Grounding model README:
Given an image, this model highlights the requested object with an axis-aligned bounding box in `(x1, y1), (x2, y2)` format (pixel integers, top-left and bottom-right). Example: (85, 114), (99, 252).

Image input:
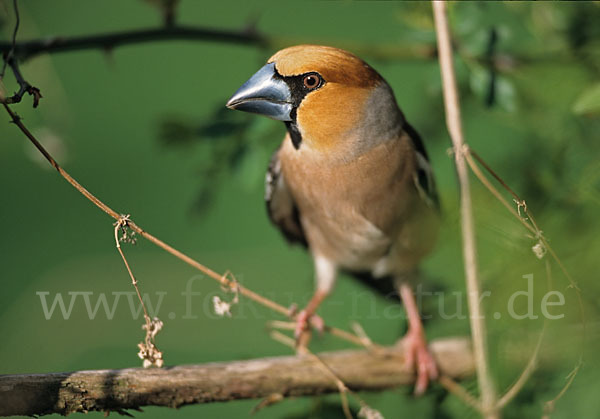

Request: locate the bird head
(226, 45), (403, 154)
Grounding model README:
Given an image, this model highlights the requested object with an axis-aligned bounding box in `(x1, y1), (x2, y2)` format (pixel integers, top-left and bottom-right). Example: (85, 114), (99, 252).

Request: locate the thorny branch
(0, 24), (267, 61)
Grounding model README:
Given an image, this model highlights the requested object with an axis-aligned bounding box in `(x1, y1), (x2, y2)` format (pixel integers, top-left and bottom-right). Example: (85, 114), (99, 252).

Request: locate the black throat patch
(285, 121), (303, 150)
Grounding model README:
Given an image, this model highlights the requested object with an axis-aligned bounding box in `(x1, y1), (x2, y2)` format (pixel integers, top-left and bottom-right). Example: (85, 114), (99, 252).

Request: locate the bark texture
(0, 337), (472, 416)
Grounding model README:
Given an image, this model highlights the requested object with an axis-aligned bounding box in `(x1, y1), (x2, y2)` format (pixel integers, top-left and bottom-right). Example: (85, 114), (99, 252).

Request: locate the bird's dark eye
(303, 74), (321, 90)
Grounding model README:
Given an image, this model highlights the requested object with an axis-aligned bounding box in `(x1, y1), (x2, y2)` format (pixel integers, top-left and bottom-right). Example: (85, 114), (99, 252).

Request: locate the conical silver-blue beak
(226, 63), (293, 122)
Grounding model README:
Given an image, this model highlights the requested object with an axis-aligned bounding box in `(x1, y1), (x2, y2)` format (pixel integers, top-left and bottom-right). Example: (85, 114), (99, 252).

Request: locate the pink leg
(294, 289), (327, 341)
(397, 282), (438, 395)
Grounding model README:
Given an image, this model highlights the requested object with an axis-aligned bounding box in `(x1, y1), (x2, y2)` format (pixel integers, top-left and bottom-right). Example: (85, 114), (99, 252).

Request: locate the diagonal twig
(465, 148), (586, 326)
(2, 102), (367, 349)
(438, 375), (483, 413)
(270, 330), (390, 419)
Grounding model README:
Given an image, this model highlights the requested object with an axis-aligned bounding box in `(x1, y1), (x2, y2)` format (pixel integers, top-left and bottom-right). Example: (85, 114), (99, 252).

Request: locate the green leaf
(572, 83), (600, 115)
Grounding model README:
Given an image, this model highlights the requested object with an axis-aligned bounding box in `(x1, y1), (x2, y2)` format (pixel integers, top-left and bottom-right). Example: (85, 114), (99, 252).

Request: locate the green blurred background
(1, 1), (599, 418)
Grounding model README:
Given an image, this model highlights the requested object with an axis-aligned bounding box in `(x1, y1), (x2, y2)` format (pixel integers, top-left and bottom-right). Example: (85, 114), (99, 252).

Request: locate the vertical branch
(431, 2), (498, 418)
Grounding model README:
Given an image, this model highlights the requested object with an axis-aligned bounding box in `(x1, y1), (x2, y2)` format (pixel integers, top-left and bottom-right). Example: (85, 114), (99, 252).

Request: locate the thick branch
(0, 24), (266, 61)
(0, 337), (472, 417)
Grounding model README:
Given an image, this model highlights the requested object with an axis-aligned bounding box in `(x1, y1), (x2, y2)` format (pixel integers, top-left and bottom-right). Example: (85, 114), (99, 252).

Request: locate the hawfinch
(226, 45), (440, 394)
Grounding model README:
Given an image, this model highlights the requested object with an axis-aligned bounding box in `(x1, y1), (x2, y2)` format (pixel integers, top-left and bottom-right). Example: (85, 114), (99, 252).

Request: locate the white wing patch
(413, 150), (438, 209)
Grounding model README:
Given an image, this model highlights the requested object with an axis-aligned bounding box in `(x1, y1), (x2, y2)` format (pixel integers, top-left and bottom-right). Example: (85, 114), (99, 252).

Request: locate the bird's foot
(294, 309), (324, 340)
(398, 328), (438, 395)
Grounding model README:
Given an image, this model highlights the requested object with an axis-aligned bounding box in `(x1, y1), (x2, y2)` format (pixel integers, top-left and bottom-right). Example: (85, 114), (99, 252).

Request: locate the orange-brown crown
(268, 45), (382, 89)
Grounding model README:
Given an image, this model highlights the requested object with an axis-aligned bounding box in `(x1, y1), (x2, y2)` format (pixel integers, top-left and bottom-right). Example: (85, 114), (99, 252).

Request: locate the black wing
(265, 149), (307, 247)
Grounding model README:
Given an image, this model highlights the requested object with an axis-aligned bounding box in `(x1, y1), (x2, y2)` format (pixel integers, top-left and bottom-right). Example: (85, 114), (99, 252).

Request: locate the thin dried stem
(542, 359), (582, 419)
(114, 216), (150, 322)
(464, 125), (585, 413)
(469, 149), (523, 204)
(467, 149), (583, 295)
(267, 320), (297, 330)
(2, 103), (368, 351)
(456, 85), (585, 417)
(3, 104), (121, 218)
(2, 102), (282, 313)
(438, 375), (483, 412)
(351, 322), (377, 351)
(495, 260), (553, 409)
(432, 2), (498, 417)
(324, 325), (379, 348)
(113, 215), (164, 368)
(270, 330), (297, 349)
(307, 351), (354, 419)
(464, 151), (536, 235)
(466, 147), (586, 339)
(268, 320), (372, 349)
(270, 330), (387, 419)
(496, 326), (545, 409)
(126, 219), (293, 317)
(251, 393), (284, 415)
